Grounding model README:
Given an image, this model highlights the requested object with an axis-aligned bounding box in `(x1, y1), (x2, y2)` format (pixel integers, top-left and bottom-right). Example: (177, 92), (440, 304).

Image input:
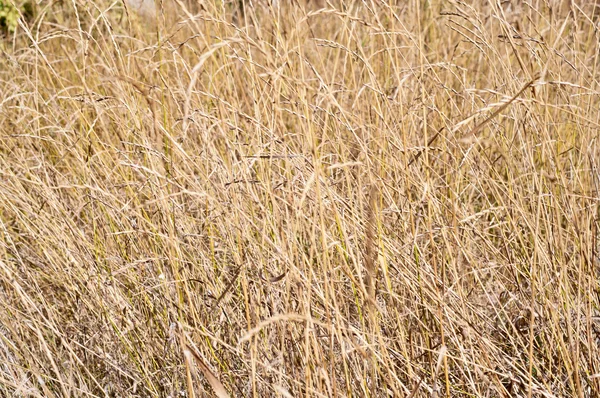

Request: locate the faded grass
(0, 0), (600, 397)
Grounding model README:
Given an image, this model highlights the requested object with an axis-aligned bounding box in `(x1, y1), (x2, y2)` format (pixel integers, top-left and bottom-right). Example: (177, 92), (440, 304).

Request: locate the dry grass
(0, 0), (599, 396)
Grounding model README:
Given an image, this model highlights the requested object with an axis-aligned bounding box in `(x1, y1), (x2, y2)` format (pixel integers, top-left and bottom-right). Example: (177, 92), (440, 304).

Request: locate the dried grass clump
(0, 0), (599, 397)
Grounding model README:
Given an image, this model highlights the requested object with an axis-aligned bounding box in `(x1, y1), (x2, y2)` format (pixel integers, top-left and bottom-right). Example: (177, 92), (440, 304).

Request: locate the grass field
(0, 0), (599, 396)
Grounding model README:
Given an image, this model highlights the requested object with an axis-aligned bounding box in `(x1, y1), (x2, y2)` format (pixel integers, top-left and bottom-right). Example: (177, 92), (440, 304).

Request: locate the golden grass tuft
(0, 0), (600, 396)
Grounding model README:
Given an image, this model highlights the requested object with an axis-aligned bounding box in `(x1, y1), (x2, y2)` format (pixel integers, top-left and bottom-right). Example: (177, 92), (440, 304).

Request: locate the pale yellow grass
(0, 1), (599, 397)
